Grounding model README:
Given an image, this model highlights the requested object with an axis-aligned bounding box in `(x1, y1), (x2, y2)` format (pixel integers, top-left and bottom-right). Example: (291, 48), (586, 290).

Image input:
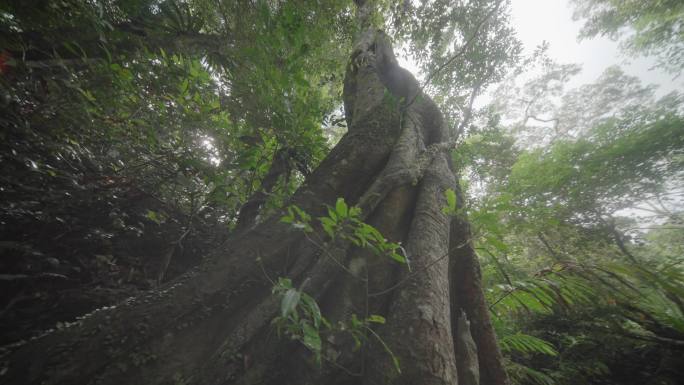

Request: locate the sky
(496, 0), (684, 219)
(397, 0), (683, 98)
(509, 0), (681, 96)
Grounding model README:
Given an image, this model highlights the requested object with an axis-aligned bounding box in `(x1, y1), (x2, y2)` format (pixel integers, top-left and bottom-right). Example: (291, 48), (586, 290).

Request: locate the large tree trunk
(0, 27), (508, 385)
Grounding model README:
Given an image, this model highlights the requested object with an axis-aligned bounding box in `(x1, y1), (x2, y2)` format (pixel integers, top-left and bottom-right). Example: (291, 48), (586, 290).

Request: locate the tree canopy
(0, 1), (682, 385)
(571, 0), (684, 74)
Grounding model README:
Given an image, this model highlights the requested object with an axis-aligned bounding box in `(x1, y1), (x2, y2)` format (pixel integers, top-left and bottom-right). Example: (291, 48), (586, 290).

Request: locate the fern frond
(491, 273), (598, 315)
(500, 333), (558, 356)
(506, 360), (556, 385)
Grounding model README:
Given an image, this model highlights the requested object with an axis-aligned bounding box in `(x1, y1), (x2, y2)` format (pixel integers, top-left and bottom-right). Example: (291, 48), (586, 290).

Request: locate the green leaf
(179, 78), (189, 95)
(276, 277), (293, 289)
(367, 314), (386, 324)
(302, 322), (322, 353)
(301, 293), (323, 328)
(389, 251), (407, 264)
(280, 211), (294, 224)
(351, 313), (362, 329)
(319, 217), (336, 239)
(446, 188), (456, 209)
(281, 289), (300, 318)
(335, 197), (348, 218)
(292, 205), (311, 223)
(486, 236), (509, 252)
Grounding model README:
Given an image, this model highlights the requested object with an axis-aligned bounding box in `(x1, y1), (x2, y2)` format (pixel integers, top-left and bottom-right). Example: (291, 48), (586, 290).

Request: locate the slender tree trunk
(0, 15), (508, 385)
(234, 148), (291, 233)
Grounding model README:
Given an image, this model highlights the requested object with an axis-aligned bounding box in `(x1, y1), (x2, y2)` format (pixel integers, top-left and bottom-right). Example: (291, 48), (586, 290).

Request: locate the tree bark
(0, 28), (508, 385)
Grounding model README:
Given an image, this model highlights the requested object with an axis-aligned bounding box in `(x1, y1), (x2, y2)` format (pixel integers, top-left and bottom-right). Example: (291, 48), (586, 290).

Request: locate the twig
(367, 238), (471, 297)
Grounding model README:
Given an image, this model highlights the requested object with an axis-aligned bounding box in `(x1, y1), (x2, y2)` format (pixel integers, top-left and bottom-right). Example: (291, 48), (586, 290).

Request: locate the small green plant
(320, 198), (406, 264)
(271, 277), (400, 372)
(347, 313), (401, 373)
(271, 277), (328, 364)
(275, 198), (405, 372)
(282, 198), (407, 264)
(280, 205), (314, 232)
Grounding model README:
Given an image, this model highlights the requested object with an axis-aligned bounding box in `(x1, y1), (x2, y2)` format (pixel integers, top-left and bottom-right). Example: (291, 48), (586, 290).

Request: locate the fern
(500, 333), (558, 356)
(506, 360), (556, 385)
(491, 273), (598, 315)
(490, 260), (684, 323)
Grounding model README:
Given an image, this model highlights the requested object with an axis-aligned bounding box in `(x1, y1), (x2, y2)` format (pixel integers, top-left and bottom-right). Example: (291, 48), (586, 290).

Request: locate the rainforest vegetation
(0, 0), (682, 384)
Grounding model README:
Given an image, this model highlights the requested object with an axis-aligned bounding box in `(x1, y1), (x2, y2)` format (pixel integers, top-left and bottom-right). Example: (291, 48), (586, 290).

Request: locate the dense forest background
(1, 0), (683, 384)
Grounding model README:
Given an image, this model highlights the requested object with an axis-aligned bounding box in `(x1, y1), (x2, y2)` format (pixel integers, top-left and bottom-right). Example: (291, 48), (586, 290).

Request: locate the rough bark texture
(0, 29), (508, 385)
(449, 186), (510, 385)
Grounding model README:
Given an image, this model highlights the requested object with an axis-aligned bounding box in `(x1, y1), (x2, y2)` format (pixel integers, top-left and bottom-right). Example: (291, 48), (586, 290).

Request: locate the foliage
(463, 62), (684, 384)
(508, 102), (684, 224)
(388, 0), (522, 135)
(271, 274), (398, 371)
(0, 0), (355, 345)
(1, 1), (683, 384)
(500, 333), (558, 356)
(570, 0), (684, 74)
(271, 277), (328, 364)
(276, 198), (410, 371)
(282, 198), (408, 265)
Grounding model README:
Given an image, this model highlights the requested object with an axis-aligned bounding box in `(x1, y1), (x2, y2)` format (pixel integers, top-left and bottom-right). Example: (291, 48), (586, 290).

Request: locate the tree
(459, 56), (684, 384)
(0, 1), (519, 384)
(570, 0), (684, 74)
(0, 0), (351, 346)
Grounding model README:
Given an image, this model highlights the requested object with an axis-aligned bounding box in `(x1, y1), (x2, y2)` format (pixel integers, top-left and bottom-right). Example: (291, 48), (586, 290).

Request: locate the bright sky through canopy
(510, 0), (682, 95)
(397, 0), (684, 97)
